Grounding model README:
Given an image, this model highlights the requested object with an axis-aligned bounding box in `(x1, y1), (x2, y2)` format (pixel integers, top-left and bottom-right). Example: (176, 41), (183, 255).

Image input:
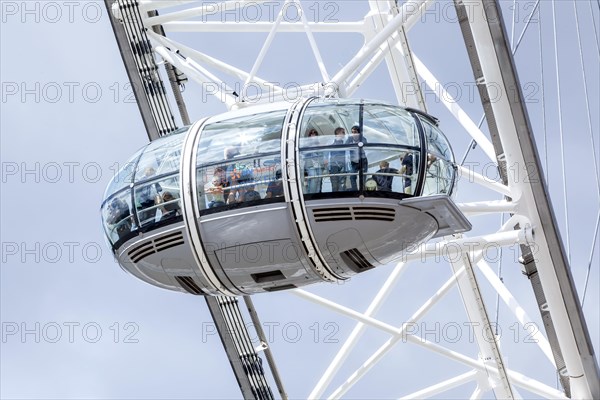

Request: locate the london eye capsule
(101, 98), (471, 296)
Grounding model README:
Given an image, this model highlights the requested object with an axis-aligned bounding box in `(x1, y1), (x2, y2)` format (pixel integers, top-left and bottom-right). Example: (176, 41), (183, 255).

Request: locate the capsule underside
(101, 98), (471, 295)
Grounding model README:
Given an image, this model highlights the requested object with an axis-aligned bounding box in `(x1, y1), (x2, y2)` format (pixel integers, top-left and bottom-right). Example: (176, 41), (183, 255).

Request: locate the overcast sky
(1, 1), (599, 399)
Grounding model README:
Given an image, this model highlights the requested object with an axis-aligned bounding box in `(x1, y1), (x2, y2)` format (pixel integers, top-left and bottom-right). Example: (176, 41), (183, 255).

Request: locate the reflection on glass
(197, 111), (286, 166)
(419, 117), (454, 196)
(103, 191), (136, 245)
(135, 132), (185, 182)
(423, 155), (454, 196)
(104, 148), (142, 198)
(420, 117), (453, 161)
(400, 151), (417, 195)
(135, 180), (162, 226)
(265, 170), (284, 199)
(300, 104), (360, 144)
(363, 105), (419, 146)
(157, 178), (181, 222)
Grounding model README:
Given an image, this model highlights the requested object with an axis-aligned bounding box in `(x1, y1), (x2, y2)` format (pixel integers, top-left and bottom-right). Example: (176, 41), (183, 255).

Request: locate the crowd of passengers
(201, 125), (422, 209)
(303, 125), (416, 194)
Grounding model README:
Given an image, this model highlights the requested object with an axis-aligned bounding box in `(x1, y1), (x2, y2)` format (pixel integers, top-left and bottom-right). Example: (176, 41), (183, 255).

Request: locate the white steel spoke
(456, 165), (512, 197)
(295, 0), (331, 82)
(330, 0), (427, 96)
(309, 261), (409, 399)
(327, 266), (466, 398)
(476, 259), (555, 365)
(456, 200), (517, 216)
(448, 248), (514, 399)
(244, 1), (289, 90)
(145, 0), (271, 26)
(399, 370), (478, 399)
(160, 21), (364, 33)
(413, 56), (497, 162)
(292, 288), (567, 399)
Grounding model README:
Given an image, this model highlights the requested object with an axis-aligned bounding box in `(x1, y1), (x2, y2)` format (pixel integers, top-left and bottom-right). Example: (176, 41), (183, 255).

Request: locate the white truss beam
(399, 370), (478, 400)
(448, 245), (514, 398)
(476, 258), (555, 365)
(292, 288), (567, 399)
(463, 1), (598, 397)
(326, 265), (467, 398)
(309, 262), (410, 398)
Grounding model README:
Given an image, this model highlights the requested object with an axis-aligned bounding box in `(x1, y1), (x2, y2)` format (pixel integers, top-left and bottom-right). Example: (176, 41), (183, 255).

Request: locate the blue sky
(1, 1), (598, 399)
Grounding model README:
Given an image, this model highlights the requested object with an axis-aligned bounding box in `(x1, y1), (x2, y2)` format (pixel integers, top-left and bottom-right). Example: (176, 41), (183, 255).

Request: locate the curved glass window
(135, 131), (185, 182)
(196, 110), (286, 213)
(299, 103), (362, 194)
(422, 156), (454, 196)
(299, 101), (424, 197)
(420, 117), (453, 161)
(420, 117), (455, 196)
(104, 148), (143, 198)
(103, 131), (186, 246)
(134, 174), (181, 227)
(102, 190), (137, 245)
(197, 110), (286, 166)
(197, 160), (283, 211)
(362, 105), (420, 147)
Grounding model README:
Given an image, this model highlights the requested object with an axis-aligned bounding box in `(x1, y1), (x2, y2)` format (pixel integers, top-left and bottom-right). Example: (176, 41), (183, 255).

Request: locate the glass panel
(423, 156), (454, 196)
(134, 174), (181, 227)
(135, 131), (185, 182)
(102, 190), (136, 245)
(363, 148), (419, 195)
(197, 156), (283, 212)
(299, 102), (423, 197)
(155, 175), (182, 223)
(299, 103), (360, 149)
(326, 142), (354, 193)
(362, 105), (420, 146)
(104, 148), (143, 198)
(197, 110), (286, 167)
(400, 150), (419, 195)
(300, 145), (367, 194)
(300, 148), (328, 194)
(420, 117), (453, 161)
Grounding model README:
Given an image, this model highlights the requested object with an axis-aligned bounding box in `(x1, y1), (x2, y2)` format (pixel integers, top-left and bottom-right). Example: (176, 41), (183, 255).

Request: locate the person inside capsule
(373, 160), (399, 191)
(136, 166), (162, 225)
(326, 127), (347, 192)
(345, 125), (368, 191)
(265, 169), (283, 198)
(224, 145), (253, 204)
(159, 191), (180, 221)
(304, 128), (324, 193)
(400, 152), (415, 194)
(239, 183), (261, 202)
(205, 168), (227, 208)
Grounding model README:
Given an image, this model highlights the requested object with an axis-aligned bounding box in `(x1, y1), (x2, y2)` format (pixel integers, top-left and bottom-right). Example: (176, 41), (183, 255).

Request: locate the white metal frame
(116, 0), (599, 398)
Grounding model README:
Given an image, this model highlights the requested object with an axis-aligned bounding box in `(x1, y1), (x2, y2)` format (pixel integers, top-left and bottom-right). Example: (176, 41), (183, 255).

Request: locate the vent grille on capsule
(174, 276), (203, 295)
(341, 248), (375, 272)
(264, 284), (297, 292)
(313, 206), (395, 222)
(128, 231), (185, 263)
